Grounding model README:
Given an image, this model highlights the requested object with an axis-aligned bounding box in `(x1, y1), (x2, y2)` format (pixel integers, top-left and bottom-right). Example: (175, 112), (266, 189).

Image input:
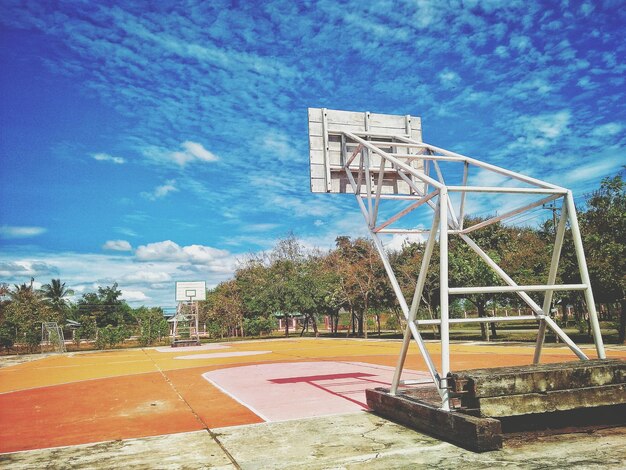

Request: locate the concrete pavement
(2, 412), (625, 469)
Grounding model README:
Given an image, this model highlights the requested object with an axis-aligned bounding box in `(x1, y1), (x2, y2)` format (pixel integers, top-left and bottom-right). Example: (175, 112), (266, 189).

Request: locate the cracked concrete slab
(0, 430), (234, 470)
(215, 412), (626, 470)
(2, 414), (625, 469)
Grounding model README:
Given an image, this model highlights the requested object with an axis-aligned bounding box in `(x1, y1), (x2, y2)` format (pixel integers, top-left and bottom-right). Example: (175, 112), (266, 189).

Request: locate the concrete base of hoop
(171, 340), (201, 347)
(367, 359), (626, 453)
(366, 387), (502, 452)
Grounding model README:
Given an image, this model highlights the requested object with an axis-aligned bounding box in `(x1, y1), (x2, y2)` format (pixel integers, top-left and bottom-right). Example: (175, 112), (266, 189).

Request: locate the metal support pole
(369, 228), (442, 396)
(533, 321), (548, 365)
(390, 208), (441, 395)
(534, 200), (568, 364)
(439, 189), (450, 411)
(431, 159), (461, 230)
(372, 153), (386, 225)
(459, 161), (469, 230)
(343, 149), (442, 394)
(364, 149), (374, 226)
(390, 325), (413, 395)
(565, 191), (606, 359)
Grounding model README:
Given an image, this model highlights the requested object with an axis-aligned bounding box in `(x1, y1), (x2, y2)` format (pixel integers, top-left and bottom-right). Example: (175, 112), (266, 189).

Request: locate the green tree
(391, 240), (441, 335)
(95, 324), (131, 349)
(74, 314), (97, 346)
(235, 255), (276, 334)
(580, 170), (626, 342)
(332, 236), (387, 338)
(133, 307), (169, 346)
(76, 283), (130, 328)
(4, 282), (53, 352)
(39, 278), (74, 323)
(449, 241), (501, 341)
(201, 280), (244, 338)
(296, 252), (340, 337)
(448, 219), (514, 341)
(0, 283), (13, 351)
(242, 316), (276, 336)
(268, 235), (307, 337)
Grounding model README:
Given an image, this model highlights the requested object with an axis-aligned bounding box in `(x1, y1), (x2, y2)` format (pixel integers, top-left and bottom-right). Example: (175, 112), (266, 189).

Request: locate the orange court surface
(1, 338), (624, 454)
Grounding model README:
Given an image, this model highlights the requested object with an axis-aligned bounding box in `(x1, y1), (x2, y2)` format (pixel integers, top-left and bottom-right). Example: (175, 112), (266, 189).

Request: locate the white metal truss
(331, 129), (606, 411)
(172, 301), (200, 345)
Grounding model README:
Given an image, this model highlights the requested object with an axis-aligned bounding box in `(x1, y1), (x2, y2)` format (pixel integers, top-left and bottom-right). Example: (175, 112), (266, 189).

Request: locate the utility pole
(543, 202), (558, 233)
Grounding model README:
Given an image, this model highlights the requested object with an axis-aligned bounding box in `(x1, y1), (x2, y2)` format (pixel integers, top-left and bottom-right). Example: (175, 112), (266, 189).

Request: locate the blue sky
(1, 0), (624, 307)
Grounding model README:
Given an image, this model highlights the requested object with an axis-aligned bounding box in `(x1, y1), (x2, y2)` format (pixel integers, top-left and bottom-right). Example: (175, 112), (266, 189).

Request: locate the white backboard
(308, 108), (425, 194)
(175, 281), (206, 302)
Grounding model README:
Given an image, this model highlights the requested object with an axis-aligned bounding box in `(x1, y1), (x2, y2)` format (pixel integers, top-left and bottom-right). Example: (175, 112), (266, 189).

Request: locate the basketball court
(1, 337), (624, 458)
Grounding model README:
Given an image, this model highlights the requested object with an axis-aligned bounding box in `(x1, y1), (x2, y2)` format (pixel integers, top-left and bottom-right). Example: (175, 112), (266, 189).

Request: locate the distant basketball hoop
(172, 281), (205, 347)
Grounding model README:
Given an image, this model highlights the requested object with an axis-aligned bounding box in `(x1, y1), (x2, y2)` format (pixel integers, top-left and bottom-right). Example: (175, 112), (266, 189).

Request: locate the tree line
(0, 170), (624, 352)
(199, 171), (625, 343)
(0, 281), (168, 352)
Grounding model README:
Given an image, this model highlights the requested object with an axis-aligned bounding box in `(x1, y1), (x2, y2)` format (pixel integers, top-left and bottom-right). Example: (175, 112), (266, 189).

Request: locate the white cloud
(515, 110), (572, 148)
(115, 227), (139, 238)
(0, 261), (58, 277)
(576, 76), (594, 90)
(260, 131), (295, 162)
(0, 225), (47, 239)
(102, 240), (132, 251)
(591, 122), (622, 137)
(92, 153), (126, 164)
(494, 45), (508, 58)
(529, 111), (571, 139)
(141, 180), (179, 200)
(135, 240), (185, 261)
(383, 233), (426, 252)
(561, 158), (623, 186)
(181, 141), (218, 162)
(135, 240), (230, 264)
(438, 69), (461, 88)
(120, 289), (150, 302)
(510, 35), (531, 51)
(183, 244), (230, 264)
(411, 0), (442, 29)
(123, 271), (171, 283)
(142, 142), (219, 167)
(268, 194), (333, 218)
(247, 223), (280, 232)
(0, 249), (238, 306)
(580, 2), (594, 16)
(468, 168), (519, 188)
(171, 141), (218, 166)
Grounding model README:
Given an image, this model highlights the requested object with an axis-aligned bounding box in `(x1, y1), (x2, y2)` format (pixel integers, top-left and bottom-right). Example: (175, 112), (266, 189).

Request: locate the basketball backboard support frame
(308, 107), (606, 411)
(172, 281), (205, 346)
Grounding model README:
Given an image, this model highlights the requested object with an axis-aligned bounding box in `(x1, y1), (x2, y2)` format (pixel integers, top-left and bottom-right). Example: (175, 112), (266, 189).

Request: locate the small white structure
(41, 322), (66, 353)
(172, 281), (205, 347)
(308, 107), (605, 411)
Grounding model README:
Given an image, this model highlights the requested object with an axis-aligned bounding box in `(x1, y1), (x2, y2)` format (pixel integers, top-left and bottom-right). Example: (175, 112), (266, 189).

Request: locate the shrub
(243, 317), (276, 336)
(96, 324), (131, 349)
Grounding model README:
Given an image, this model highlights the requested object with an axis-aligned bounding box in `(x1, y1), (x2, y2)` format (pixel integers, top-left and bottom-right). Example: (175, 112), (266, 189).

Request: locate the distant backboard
(175, 281), (206, 302)
(308, 108), (425, 194)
